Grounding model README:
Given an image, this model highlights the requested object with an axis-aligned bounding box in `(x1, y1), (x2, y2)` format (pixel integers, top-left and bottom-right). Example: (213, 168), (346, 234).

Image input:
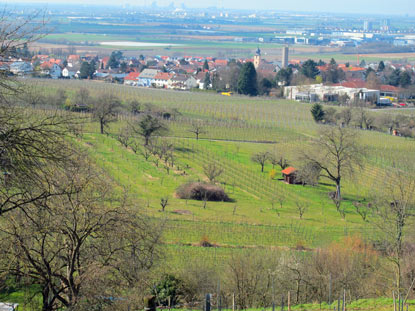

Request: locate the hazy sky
(7, 0), (415, 15)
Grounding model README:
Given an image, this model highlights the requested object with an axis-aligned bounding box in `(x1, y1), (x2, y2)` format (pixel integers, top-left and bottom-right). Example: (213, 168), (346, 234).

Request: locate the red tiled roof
(214, 59), (228, 66)
(124, 72), (141, 81)
(380, 85), (402, 92)
(334, 80), (367, 89)
(343, 66), (365, 72)
(154, 72), (172, 80)
(68, 55), (80, 61)
(33, 54), (49, 60)
(282, 167), (297, 175)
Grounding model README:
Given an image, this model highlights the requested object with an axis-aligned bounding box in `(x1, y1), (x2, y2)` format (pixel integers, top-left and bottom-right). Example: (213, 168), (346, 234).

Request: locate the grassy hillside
(27, 80), (415, 269)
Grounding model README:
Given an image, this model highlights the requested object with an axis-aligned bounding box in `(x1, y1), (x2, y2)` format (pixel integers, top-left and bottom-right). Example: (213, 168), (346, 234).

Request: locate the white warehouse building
(284, 84), (380, 103)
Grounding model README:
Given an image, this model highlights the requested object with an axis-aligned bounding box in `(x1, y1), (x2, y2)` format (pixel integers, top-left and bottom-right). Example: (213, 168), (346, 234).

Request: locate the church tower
(254, 47), (261, 69)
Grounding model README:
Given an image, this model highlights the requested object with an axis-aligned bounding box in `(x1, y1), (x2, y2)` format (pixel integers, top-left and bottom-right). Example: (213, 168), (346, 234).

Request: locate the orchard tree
(189, 123), (206, 140)
(302, 126), (364, 200)
(133, 114), (168, 146)
(203, 162), (224, 183)
(251, 151), (270, 172)
(237, 62), (258, 96)
(92, 94), (122, 134)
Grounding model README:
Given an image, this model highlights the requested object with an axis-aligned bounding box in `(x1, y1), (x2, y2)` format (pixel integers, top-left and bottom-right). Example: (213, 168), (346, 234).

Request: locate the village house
(195, 71), (210, 89)
(124, 72), (141, 86)
(40, 62), (62, 79)
(137, 69), (159, 87)
(168, 74), (198, 90)
(62, 65), (81, 79)
(153, 72), (173, 88)
(9, 61), (33, 75)
(67, 55), (80, 66)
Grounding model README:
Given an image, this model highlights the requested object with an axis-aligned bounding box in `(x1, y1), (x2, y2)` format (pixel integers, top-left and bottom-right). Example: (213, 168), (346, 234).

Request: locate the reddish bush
(176, 182), (231, 202)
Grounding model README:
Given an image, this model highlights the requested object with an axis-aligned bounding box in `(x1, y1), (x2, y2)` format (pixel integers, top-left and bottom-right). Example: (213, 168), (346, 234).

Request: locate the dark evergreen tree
(107, 51), (123, 69)
(203, 60), (209, 71)
(275, 67), (293, 86)
(301, 59), (319, 79)
(237, 62), (258, 96)
(120, 61), (128, 73)
(258, 77), (273, 95)
(399, 71), (411, 88)
(79, 62), (95, 79)
(203, 72), (211, 89)
(388, 69), (401, 87)
(377, 61), (385, 72)
(311, 103), (325, 123)
(317, 59), (326, 66)
(364, 67), (375, 80)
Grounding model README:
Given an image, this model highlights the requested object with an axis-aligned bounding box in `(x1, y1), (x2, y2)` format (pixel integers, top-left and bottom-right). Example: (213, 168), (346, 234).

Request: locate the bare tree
(372, 166), (415, 292)
(296, 201), (308, 219)
(74, 88), (91, 109)
(336, 108), (353, 127)
(0, 158), (163, 311)
(116, 126), (133, 148)
(0, 105), (80, 216)
(354, 106), (374, 130)
(131, 114), (168, 146)
(203, 162), (224, 183)
(160, 196), (169, 212)
(251, 151), (271, 172)
(189, 122), (206, 140)
(302, 126), (364, 200)
(296, 162), (321, 186)
(0, 10), (48, 100)
(270, 152), (290, 170)
(92, 94), (122, 134)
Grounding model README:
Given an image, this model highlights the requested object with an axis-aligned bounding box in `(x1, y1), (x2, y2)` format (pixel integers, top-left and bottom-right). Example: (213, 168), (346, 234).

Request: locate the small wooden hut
(281, 167), (298, 184)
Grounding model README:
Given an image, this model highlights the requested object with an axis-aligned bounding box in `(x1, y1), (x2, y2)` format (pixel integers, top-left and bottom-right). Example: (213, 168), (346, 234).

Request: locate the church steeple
(254, 47), (261, 69)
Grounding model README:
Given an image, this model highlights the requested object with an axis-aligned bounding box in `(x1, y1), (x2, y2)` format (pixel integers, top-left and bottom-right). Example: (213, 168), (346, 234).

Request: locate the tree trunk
(336, 182), (341, 200)
(100, 120), (104, 134)
(261, 164), (264, 172)
(42, 286), (54, 311)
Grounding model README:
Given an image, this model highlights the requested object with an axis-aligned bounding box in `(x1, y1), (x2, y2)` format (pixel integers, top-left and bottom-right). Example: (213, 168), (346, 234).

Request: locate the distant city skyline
(4, 0), (415, 16)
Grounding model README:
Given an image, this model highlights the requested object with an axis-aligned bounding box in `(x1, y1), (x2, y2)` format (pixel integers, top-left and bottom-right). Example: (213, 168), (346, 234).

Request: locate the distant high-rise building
(254, 47), (261, 69)
(381, 19), (391, 32)
(363, 20), (372, 32)
(282, 46), (289, 68)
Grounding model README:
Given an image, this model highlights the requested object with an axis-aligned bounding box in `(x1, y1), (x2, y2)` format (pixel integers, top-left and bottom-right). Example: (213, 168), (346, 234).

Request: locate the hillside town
(3, 45), (415, 107)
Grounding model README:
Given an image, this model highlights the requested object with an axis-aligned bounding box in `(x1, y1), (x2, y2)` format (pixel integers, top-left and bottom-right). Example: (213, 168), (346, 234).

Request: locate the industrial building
(284, 84), (380, 104)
